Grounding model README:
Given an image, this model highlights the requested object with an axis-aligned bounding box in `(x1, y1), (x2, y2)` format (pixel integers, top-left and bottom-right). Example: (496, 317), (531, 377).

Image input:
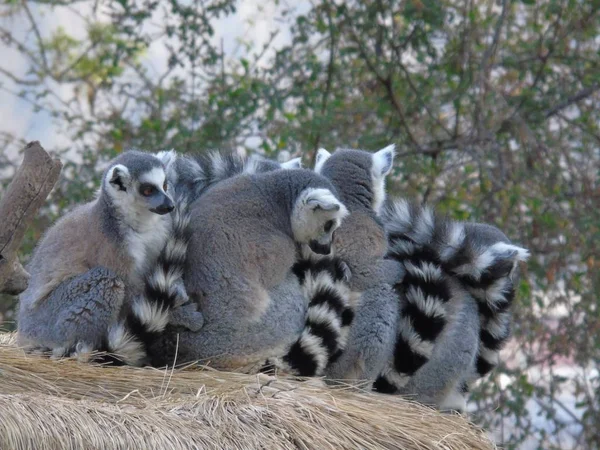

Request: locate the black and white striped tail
(376, 199), (529, 391)
(261, 257), (354, 377)
(96, 196), (192, 366)
(375, 201), (453, 392)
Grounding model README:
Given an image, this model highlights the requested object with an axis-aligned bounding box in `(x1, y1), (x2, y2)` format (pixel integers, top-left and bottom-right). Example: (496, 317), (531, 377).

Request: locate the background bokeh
(1, 1), (598, 448)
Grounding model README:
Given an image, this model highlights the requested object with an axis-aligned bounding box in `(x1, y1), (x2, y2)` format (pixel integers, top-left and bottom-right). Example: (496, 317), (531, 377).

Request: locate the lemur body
(375, 200), (529, 412)
(17, 151), (200, 364)
(267, 146), (401, 384)
(147, 169), (352, 370)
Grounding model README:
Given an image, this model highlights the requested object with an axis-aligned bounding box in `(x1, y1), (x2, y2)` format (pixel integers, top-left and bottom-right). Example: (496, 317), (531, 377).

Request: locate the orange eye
(163, 181), (168, 191)
(140, 184), (156, 197)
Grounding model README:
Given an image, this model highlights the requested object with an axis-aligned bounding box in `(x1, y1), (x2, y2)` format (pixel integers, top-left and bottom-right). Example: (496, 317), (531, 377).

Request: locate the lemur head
(292, 188), (349, 255)
(314, 145), (396, 214)
(102, 150), (175, 217)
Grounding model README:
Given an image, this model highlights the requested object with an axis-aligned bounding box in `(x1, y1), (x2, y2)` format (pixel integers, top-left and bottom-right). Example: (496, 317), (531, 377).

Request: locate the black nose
(150, 196), (174, 215)
(309, 240), (331, 255)
(153, 203), (174, 215)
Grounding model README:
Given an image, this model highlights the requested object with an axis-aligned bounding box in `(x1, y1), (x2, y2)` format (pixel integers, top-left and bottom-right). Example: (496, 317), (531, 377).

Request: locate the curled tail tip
(103, 323), (147, 366)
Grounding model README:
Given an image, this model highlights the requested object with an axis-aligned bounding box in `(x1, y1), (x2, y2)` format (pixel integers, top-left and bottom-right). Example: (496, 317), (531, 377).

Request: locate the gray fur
(16, 150), (199, 363)
(310, 146), (399, 383)
(159, 150), (302, 202)
(17, 267), (126, 353)
(325, 282), (399, 384)
(149, 271), (307, 368)
(147, 169), (348, 369)
(379, 198), (529, 413)
(396, 283), (480, 412)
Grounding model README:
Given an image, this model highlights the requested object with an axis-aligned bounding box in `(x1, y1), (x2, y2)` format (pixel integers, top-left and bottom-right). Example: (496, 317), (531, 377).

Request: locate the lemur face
(105, 157), (174, 217)
(292, 188), (349, 255)
(136, 167), (174, 215)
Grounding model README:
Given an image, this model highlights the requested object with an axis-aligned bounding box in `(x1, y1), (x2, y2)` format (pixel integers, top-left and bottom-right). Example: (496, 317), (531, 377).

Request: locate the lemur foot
(169, 302), (205, 331)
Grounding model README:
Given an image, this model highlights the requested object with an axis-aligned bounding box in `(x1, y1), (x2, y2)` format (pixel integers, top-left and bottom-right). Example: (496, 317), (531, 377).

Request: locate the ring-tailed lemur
(17, 150), (202, 365)
(270, 146), (402, 384)
(374, 199), (529, 412)
(146, 169), (354, 371)
(99, 149), (303, 365)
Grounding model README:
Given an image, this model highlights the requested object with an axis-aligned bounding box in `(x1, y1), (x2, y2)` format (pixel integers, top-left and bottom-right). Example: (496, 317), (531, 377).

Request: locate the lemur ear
(306, 189), (342, 212)
(156, 149), (177, 171)
(108, 164), (131, 192)
(314, 148), (331, 173)
(372, 144), (396, 177)
(307, 199), (340, 211)
(280, 157), (302, 170)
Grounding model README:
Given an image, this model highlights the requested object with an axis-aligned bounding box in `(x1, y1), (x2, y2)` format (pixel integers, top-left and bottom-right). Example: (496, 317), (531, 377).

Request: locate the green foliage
(1, 0), (599, 447)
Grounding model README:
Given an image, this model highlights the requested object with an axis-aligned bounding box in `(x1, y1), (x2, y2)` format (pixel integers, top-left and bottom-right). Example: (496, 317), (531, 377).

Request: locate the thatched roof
(0, 333), (495, 449)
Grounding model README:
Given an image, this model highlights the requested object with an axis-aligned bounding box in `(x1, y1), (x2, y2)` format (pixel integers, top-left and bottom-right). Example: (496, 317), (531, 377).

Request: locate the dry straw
(0, 333), (495, 450)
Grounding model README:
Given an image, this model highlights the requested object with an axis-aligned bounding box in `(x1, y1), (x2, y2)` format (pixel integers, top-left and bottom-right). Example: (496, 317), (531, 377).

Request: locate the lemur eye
(163, 180), (168, 191)
(140, 184), (156, 197)
(324, 220), (334, 233)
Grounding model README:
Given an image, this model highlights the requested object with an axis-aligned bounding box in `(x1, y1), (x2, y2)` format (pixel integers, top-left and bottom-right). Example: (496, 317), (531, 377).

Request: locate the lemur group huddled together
(16, 145), (529, 414)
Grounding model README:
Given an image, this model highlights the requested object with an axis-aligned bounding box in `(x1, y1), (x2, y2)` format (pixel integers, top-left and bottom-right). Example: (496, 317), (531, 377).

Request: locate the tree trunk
(0, 141), (62, 295)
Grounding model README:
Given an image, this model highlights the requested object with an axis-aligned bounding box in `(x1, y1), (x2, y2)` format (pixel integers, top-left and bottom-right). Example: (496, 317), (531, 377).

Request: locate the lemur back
(160, 149), (302, 201)
(147, 168), (351, 370)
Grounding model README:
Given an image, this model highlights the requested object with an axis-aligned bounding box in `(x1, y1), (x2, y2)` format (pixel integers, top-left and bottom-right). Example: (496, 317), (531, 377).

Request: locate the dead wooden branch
(0, 141), (62, 295)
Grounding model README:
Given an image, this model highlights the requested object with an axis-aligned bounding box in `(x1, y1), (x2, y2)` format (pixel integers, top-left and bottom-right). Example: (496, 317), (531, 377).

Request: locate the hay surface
(0, 333), (494, 450)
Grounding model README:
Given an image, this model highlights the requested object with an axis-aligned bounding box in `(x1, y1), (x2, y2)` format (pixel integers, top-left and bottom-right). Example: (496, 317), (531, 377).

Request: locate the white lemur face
(292, 188), (349, 255)
(106, 164), (174, 217)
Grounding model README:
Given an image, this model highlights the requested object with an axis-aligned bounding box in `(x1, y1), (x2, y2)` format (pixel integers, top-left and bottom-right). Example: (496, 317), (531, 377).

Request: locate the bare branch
(545, 83), (600, 119)
(22, 0), (50, 72)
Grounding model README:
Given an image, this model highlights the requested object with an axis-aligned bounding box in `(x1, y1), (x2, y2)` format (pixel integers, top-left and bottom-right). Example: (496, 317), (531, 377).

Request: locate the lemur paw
(169, 302), (204, 331)
(338, 260), (352, 284)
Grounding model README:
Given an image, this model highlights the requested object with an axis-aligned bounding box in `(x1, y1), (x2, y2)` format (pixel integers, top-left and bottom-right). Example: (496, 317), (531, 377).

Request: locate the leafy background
(0, 0), (598, 448)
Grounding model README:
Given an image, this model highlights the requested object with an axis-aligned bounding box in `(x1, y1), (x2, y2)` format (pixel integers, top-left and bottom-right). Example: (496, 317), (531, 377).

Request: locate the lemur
(17, 148), (307, 366)
(264, 146), (402, 385)
(146, 169), (355, 372)
(283, 147), (529, 411)
(374, 199), (529, 412)
(17, 150), (202, 365)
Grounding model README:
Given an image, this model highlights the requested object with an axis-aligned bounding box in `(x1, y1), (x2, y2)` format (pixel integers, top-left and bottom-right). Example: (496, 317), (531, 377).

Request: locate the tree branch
(545, 83), (600, 119)
(22, 0), (50, 72)
(0, 141), (62, 295)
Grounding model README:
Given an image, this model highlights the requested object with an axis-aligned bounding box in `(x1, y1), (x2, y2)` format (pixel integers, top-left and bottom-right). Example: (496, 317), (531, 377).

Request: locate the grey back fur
(148, 169), (347, 368)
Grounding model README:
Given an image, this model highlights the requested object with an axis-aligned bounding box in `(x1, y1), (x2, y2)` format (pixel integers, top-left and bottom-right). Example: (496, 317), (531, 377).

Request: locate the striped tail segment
(95, 195), (193, 366)
(444, 240), (528, 382)
(374, 200), (453, 392)
(375, 199), (529, 392)
(260, 257), (354, 377)
(187, 151), (287, 198)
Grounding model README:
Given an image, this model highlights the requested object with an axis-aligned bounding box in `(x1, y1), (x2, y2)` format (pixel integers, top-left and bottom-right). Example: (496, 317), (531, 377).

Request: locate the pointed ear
(372, 144), (396, 177)
(314, 148), (331, 173)
(280, 157), (302, 170)
(156, 149), (177, 170)
(307, 198), (340, 211)
(107, 164), (131, 192)
(305, 189), (343, 212)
